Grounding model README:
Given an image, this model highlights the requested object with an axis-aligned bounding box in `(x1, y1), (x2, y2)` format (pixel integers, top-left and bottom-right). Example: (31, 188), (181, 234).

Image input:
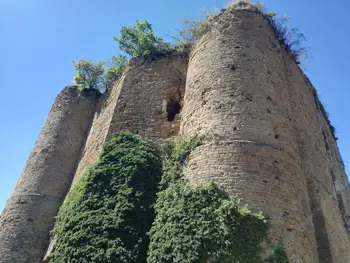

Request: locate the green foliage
(266, 12), (308, 63)
(148, 183), (264, 263)
(114, 20), (171, 58)
(252, 7), (307, 63)
(263, 242), (289, 263)
(226, 2), (308, 64)
(73, 58), (105, 93)
(227, 0), (255, 9)
(104, 55), (128, 89)
(159, 135), (202, 188)
(148, 136), (289, 263)
(175, 8), (217, 46)
(48, 132), (162, 263)
(148, 182), (288, 263)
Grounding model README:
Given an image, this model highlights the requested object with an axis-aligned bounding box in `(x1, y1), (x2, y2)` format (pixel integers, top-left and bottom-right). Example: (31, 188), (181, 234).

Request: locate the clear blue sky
(0, 0), (349, 212)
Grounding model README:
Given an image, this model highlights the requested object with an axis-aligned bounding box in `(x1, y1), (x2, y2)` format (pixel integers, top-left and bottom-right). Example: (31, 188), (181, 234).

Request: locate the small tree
(175, 8), (217, 46)
(72, 58), (105, 92)
(104, 54), (128, 88)
(113, 20), (170, 58)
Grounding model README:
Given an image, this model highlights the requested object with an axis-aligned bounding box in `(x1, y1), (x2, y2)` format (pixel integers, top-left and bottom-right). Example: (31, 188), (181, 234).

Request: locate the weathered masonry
(0, 4), (349, 263)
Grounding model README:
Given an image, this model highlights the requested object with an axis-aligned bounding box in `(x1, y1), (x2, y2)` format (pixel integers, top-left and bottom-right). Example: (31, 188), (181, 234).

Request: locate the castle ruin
(0, 4), (349, 263)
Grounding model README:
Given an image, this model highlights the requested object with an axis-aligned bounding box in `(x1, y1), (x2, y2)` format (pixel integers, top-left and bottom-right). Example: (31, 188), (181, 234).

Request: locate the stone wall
(106, 51), (189, 141)
(180, 8), (319, 263)
(72, 51), (189, 183)
(0, 87), (97, 263)
(72, 77), (123, 182)
(1, 6), (349, 263)
(283, 54), (350, 263)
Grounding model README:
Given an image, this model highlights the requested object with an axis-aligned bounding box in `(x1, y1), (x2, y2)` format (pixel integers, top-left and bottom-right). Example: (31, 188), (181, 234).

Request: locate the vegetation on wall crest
(113, 20), (171, 59)
(174, 8), (217, 48)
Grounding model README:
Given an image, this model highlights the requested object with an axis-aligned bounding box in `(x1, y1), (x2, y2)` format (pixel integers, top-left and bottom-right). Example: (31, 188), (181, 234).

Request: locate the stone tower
(0, 4), (349, 263)
(180, 5), (350, 263)
(0, 87), (97, 263)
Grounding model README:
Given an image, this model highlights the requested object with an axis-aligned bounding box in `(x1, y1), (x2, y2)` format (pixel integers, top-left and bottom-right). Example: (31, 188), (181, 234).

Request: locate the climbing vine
(147, 136), (289, 263)
(48, 132), (162, 263)
(159, 135), (202, 188)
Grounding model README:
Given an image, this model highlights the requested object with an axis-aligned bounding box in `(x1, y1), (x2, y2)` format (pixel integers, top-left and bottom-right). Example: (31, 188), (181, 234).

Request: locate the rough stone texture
(2, 6), (350, 263)
(43, 51), (189, 261)
(106, 52), (189, 141)
(0, 87), (97, 263)
(180, 8), (319, 263)
(72, 52), (189, 183)
(283, 55), (350, 263)
(72, 78), (123, 183)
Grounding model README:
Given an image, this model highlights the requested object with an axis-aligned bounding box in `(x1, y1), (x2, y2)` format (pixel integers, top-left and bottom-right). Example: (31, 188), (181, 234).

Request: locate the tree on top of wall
(104, 54), (129, 89)
(72, 58), (105, 93)
(113, 20), (171, 58)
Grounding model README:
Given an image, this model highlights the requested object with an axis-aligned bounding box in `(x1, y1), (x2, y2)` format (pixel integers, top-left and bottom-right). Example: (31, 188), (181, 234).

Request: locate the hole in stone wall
(167, 88), (183, 122)
(274, 134), (279, 139)
(228, 64), (236, 71)
(313, 208), (334, 263)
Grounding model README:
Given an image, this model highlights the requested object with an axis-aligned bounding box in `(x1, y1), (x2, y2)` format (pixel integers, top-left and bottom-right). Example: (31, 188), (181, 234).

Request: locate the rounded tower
(181, 6), (318, 262)
(0, 87), (96, 263)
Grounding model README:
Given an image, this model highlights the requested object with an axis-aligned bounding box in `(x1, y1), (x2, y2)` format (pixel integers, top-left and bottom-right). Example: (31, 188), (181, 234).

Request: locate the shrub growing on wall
(48, 132), (162, 263)
(72, 58), (105, 93)
(175, 8), (217, 47)
(113, 20), (171, 58)
(104, 54), (129, 89)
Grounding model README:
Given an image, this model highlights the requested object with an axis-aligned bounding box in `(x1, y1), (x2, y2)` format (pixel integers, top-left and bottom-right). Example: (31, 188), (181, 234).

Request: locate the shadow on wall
(167, 88), (183, 122)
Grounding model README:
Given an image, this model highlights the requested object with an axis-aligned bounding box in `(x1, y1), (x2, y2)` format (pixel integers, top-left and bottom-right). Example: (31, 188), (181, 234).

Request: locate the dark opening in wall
(308, 185), (334, 263)
(313, 208), (334, 263)
(167, 88), (183, 122)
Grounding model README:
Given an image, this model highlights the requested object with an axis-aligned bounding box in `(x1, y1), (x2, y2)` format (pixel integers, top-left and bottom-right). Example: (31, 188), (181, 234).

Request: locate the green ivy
(148, 183), (264, 263)
(148, 136), (289, 263)
(48, 132), (162, 263)
(159, 135), (202, 188)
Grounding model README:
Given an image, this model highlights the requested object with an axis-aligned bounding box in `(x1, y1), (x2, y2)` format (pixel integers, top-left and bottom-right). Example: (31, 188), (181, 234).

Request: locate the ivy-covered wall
(49, 134), (288, 263)
(148, 137), (289, 263)
(48, 132), (162, 263)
